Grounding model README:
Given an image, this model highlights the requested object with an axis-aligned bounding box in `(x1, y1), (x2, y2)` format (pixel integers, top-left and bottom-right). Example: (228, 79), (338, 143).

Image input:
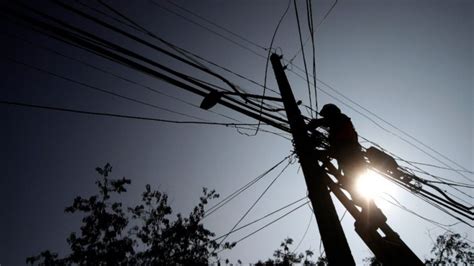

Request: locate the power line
(404, 160), (473, 175)
(381, 193), (464, 230)
(37, 1), (289, 124)
(75, 0), (283, 97)
(148, 0), (266, 60)
(218, 201), (310, 253)
(204, 154), (293, 218)
(0, 100), (261, 127)
(368, 161), (473, 222)
(404, 170), (474, 189)
(93, 0), (212, 71)
(0, 23), (283, 127)
(217, 158), (292, 246)
(0, 30), (293, 142)
(292, 209), (313, 253)
(1, 56), (206, 121)
(306, 0), (318, 115)
(74, 0), (144, 33)
(369, 141), (474, 199)
(360, 137), (474, 206)
(293, 0), (313, 117)
(255, 0), (292, 136)
(19, 31), (239, 122)
(164, 0), (269, 52)
(287, 0), (338, 65)
(387, 174), (473, 226)
(92, 0), (286, 115)
(233, 125), (293, 141)
(4, 5), (291, 132)
(212, 196), (308, 241)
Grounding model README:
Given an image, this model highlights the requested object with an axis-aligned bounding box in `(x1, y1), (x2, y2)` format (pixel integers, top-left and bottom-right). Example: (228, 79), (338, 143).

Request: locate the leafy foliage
(255, 237), (318, 265)
(425, 232), (473, 265)
(26, 163), (233, 265)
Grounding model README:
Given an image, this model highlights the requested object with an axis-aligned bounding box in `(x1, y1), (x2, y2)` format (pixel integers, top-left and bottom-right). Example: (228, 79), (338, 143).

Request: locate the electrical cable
(3, 5), (291, 131)
(287, 0), (338, 65)
(51, 0), (283, 119)
(212, 196), (308, 241)
(367, 139), (474, 199)
(51, 0), (244, 99)
(380, 193), (474, 245)
(74, 0), (143, 33)
(360, 136), (469, 188)
(306, 0), (318, 115)
(2, 29), (291, 141)
(93, 0), (210, 71)
(233, 125), (293, 141)
(0, 30), (207, 114)
(293, 0), (313, 117)
(370, 169), (474, 226)
(217, 159), (292, 246)
(80, 0), (283, 97)
(164, 0), (268, 52)
(403, 161), (473, 175)
(0, 28), (282, 127)
(204, 154), (293, 218)
(95, 0), (281, 115)
(402, 166), (473, 188)
(370, 167), (473, 222)
(47, 0), (289, 119)
(217, 201), (309, 254)
(148, 0), (266, 60)
(0, 31), (285, 140)
(1, 56), (207, 121)
(253, 0), (292, 136)
(0, 100), (259, 127)
(381, 193), (462, 229)
(292, 210), (313, 253)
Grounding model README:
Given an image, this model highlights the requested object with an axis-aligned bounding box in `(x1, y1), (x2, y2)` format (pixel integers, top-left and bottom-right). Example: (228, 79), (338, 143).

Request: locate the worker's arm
(307, 118), (328, 131)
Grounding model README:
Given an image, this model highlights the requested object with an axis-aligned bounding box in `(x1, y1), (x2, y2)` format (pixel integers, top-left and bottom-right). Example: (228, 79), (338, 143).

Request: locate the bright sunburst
(355, 169), (395, 199)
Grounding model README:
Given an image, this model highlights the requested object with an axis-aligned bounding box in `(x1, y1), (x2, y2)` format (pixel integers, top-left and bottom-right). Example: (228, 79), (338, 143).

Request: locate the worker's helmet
(319, 103), (341, 118)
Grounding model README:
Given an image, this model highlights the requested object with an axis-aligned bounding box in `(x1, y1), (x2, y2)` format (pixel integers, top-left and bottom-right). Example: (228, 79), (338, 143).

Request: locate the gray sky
(1, 0), (472, 265)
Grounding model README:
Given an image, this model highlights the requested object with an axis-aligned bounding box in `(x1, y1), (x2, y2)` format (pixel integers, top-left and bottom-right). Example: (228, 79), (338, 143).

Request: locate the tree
(425, 232), (473, 265)
(254, 237), (318, 265)
(27, 163), (233, 265)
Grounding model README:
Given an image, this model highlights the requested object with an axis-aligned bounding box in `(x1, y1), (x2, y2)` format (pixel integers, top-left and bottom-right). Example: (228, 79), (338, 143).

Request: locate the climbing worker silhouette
(307, 103), (366, 190)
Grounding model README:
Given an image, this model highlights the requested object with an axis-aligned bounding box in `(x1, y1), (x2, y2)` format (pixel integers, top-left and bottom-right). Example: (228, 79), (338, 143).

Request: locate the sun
(355, 169), (395, 199)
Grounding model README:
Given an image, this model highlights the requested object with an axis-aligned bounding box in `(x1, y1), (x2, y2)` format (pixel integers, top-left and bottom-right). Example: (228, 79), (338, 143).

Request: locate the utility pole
(270, 53), (355, 265)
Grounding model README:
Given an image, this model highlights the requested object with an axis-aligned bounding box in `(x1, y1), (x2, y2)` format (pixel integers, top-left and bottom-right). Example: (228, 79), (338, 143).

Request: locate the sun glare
(355, 170), (394, 199)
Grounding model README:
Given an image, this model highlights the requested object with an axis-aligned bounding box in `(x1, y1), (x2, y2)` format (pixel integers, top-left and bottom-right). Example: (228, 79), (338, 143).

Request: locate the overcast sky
(1, 0), (472, 265)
